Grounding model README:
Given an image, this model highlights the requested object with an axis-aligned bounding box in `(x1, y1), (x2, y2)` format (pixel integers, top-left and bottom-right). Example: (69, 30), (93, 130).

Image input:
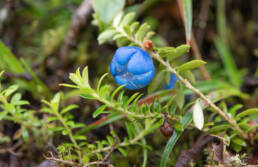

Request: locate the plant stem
(92, 127), (147, 154)
(151, 52), (248, 139)
(93, 93), (161, 119)
(55, 110), (83, 163)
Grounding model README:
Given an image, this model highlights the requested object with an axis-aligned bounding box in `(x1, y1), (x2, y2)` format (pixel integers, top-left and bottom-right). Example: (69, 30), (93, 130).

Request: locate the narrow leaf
(98, 29), (117, 44)
(61, 104), (78, 115)
(182, 0), (192, 43)
(176, 60), (206, 72)
(113, 12), (123, 27)
(235, 108), (258, 120)
(193, 100), (204, 130)
(174, 82), (184, 109)
(93, 105), (107, 118)
(118, 147), (127, 157)
(119, 12), (136, 27)
(136, 23), (150, 42)
(214, 37), (241, 87)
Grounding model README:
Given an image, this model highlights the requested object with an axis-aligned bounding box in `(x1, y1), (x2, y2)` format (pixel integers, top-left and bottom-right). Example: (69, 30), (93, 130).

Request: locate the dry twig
(0, 140), (23, 156)
(60, 0), (93, 68)
(175, 134), (214, 167)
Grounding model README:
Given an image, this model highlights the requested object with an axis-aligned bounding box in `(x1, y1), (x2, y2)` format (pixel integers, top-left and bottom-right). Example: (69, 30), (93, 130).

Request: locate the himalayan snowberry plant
(0, 0), (257, 167)
(57, 1), (257, 166)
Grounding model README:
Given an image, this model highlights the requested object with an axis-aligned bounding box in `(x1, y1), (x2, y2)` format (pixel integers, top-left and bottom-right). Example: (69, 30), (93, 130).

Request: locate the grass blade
(182, 0), (192, 43)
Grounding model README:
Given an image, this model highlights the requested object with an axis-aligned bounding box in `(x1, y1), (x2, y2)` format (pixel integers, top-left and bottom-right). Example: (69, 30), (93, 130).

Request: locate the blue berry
(110, 46), (155, 90)
(164, 73), (178, 89)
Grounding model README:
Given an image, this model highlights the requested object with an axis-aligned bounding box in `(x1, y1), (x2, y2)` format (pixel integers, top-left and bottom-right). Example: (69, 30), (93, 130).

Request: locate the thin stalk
(54, 110), (83, 163)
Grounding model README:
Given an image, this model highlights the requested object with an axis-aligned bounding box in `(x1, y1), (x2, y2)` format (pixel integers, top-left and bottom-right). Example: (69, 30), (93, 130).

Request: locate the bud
(160, 119), (173, 137)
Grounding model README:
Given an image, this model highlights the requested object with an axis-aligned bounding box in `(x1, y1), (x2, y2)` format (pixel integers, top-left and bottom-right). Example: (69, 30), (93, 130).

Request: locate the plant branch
(54, 110), (82, 163)
(91, 126), (148, 154)
(98, 12), (247, 138)
(93, 93), (161, 119)
(151, 52), (247, 139)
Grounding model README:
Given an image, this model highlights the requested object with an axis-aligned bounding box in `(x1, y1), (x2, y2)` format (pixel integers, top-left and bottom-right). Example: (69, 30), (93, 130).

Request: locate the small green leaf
(0, 110), (8, 120)
(47, 116), (58, 122)
(107, 135), (115, 145)
(93, 105), (107, 118)
(176, 60), (206, 72)
(61, 104), (78, 115)
(113, 12), (123, 27)
(62, 129), (69, 135)
(81, 87), (95, 97)
(144, 31), (155, 41)
(113, 34), (125, 40)
(119, 12), (136, 26)
(232, 143), (242, 152)
(51, 93), (61, 112)
(96, 153), (103, 159)
(74, 135), (87, 140)
(111, 85), (125, 100)
(74, 123), (86, 128)
(155, 45), (190, 60)
(0, 71), (4, 77)
(80, 94), (96, 100)
(21, 126), (29, 142)
(229, 104), (243, 118)
(130, 22), (140, 33)
(99, 84), (111, 98)
(174, 82), (184, 109)
(232, 137), (246, 147)
(59, 83), (78, 88)
(118, 147), (127, 157)
(116, 36), (130, 47)
(82, 67), (89, 86)
(193, 100), (204, 130)
(126, 92), (139, 105)
(136, 23), (150, 42)
(235, 108), (258, 120)
(98, 29), (117, 44)
(125, 122), (134, 140)
(69, 73), (81, 86)
(123, 25), (132, 37)
(3, 85), (19, 98)
(181, 70), (195, 84)
(155, 47), (176, 58)
(208, 124), (230, 134)
(174, 121), (183, 132)
(49, 126), (64, 132)
(175, 45), (190, 58)
(97, 73), (109, 94)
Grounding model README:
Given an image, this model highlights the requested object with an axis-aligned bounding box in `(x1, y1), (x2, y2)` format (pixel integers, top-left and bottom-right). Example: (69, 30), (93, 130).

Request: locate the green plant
(0, 0), (257, 166)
